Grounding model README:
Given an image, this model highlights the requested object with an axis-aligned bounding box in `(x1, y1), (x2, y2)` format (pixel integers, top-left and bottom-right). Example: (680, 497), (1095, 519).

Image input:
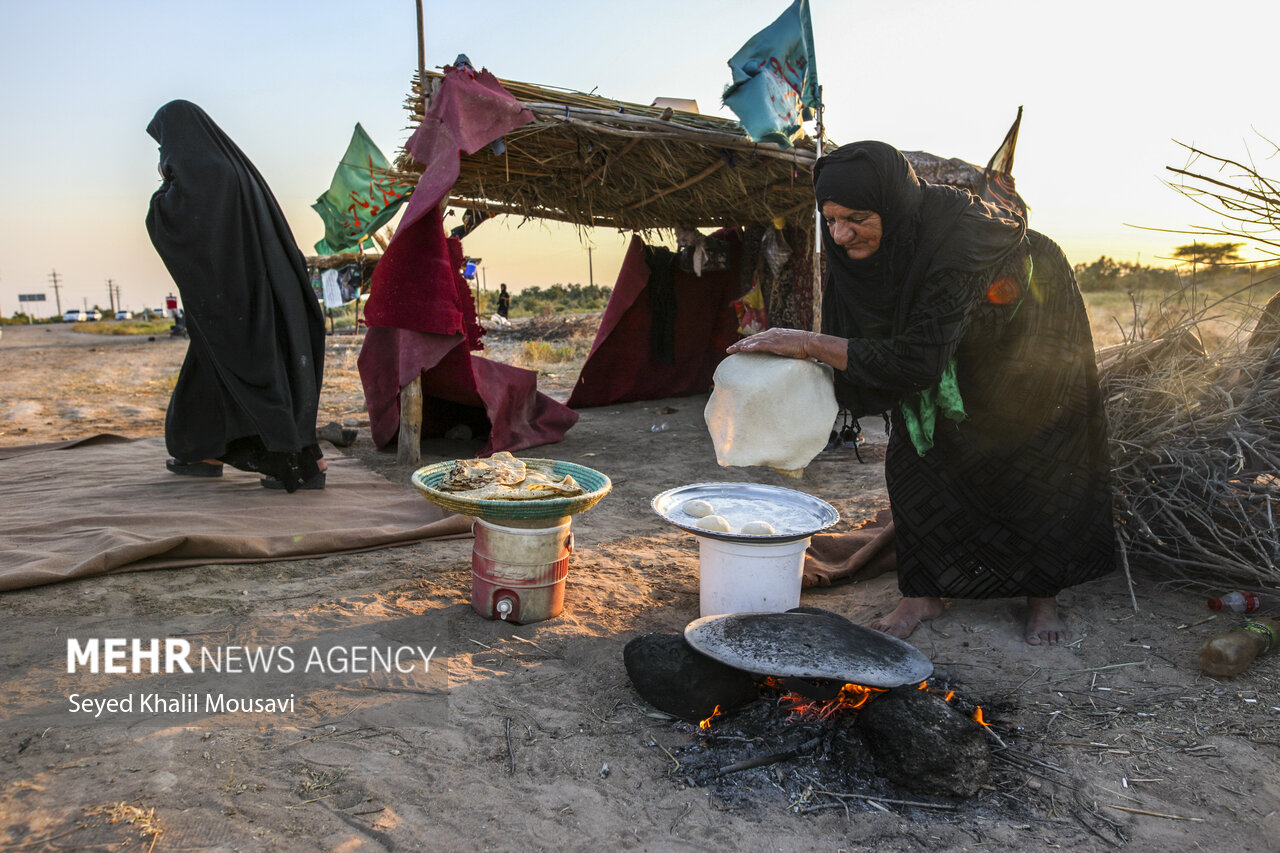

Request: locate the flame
(972, 706), (989, 727)
(698, 704), (723, 731)
(918, 680), (956, 702)
(780, 683), (886, 722)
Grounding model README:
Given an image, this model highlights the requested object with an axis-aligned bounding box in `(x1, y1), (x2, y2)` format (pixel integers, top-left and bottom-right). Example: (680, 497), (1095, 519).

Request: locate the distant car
(62, 309), (85, 322)
(115, 310), (132, 320)
(84, 309), (102, 321)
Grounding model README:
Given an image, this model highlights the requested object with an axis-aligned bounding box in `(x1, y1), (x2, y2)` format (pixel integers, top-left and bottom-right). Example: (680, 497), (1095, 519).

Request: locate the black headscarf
(814, 141), (1025, 339)
(146, 100), (325, 489)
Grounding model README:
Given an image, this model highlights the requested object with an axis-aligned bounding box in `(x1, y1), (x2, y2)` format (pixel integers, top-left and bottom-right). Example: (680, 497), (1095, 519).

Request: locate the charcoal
(852, 687), (991, 798)
(623, 633), (758, 723)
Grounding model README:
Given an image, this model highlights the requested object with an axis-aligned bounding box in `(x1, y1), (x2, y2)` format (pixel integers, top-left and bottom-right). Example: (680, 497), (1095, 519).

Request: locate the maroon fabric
(363, 205), (484, 347)
(358, 327), (578, 456)
(397, 65), (534, 235)
(567, 235), (743, 408)
(357, 64), (570, 455)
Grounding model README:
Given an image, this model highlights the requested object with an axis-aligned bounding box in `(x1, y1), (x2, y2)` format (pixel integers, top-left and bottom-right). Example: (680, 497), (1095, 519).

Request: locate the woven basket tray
(411, 458), (612, 520)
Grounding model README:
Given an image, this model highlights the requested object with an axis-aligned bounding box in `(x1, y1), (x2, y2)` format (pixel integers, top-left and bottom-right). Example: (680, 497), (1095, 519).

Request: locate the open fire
(697, 678), (989, 731)
(624, 627), (997, 805)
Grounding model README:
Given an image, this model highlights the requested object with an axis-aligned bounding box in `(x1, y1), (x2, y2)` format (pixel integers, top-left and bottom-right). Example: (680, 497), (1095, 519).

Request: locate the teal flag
(722, 0), (820, 148)
(312, 124), (414, 255)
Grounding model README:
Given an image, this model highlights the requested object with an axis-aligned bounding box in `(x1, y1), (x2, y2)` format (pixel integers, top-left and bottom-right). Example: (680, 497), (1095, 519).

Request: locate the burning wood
(674, 678), (995, 802)
(777, 682), (885, 722)
(625, 621), (997, 805)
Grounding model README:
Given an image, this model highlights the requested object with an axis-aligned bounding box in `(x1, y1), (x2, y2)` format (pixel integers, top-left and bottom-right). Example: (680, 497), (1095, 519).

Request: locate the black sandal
(260, 472), (326, 491)
(166, 458), (223, 477)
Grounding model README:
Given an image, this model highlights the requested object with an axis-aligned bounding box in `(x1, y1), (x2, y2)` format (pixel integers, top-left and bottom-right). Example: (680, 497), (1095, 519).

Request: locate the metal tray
(684, 610), (933, 688)
(651, 482), (839, 543)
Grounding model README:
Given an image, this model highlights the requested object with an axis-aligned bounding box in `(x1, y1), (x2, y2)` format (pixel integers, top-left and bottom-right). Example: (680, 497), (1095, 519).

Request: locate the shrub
(1073, 256), (1180, 293)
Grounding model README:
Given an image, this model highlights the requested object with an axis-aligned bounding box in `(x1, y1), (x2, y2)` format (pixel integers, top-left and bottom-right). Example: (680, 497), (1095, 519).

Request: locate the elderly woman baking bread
(729, 141), (1114, 645)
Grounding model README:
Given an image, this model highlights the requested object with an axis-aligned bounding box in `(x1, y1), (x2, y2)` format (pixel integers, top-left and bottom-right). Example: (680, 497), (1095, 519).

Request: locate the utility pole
(49, 270), (63, 315)
(106, 279), (115, 314)
(114, 283), (122, 313)
(587, 247), (594, 288)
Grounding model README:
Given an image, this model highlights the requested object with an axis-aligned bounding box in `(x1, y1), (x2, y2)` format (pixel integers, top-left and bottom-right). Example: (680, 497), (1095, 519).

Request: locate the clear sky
(1, 0), (1275, 316)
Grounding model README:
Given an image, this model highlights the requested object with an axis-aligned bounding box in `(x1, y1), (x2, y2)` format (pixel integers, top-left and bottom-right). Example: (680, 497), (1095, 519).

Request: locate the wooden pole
(398, 376), (423, 466)
(395, 1), (428, 468)
(811, 86), (825, 333)
(415, 0), (426, 91)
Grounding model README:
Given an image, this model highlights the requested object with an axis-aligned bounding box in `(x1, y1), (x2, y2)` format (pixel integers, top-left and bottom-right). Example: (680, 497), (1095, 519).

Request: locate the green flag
(312, 124), (414, 255)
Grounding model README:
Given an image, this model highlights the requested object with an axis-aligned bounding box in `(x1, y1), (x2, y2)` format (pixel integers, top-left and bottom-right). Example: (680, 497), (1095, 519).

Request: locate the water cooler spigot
(495, 596), (517, 621)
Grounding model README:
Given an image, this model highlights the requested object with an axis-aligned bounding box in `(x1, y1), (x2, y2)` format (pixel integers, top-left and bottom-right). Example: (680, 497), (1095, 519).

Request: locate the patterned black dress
(816, 142), (1115, 599)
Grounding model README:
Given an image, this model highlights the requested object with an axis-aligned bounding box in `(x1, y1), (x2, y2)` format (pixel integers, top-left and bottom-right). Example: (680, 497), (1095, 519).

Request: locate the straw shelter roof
(391, 70), (824, 232)
(390, 69), (999, 235)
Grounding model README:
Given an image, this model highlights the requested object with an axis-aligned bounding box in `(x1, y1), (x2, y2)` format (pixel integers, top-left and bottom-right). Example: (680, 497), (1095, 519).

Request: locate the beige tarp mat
(0, 435), (472, 592)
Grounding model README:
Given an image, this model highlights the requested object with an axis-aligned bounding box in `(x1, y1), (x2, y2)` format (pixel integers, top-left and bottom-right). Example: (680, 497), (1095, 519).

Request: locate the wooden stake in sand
(398, 376), (423, 466)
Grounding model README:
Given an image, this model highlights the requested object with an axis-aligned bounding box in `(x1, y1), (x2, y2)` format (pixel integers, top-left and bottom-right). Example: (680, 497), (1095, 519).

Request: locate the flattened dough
(704, 353), (837, 475)
(683, 499), (715, 518)
(695, 514), (733, 533)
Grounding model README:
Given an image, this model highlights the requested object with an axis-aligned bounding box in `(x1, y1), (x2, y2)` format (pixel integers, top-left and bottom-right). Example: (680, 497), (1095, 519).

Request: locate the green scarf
(900, 358), (966, 456)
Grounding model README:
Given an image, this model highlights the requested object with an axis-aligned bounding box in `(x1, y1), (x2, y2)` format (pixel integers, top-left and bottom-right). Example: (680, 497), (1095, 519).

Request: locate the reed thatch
(391, 70), (992, 234)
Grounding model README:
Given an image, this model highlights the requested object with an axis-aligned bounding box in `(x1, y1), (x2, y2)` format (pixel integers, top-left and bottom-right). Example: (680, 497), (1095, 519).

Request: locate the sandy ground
(1, 320), (1278, 852)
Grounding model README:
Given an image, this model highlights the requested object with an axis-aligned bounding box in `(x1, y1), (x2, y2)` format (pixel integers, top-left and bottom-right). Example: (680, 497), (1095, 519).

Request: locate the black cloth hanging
(145, 100), (325, 492)
(646, 246), (678, 366)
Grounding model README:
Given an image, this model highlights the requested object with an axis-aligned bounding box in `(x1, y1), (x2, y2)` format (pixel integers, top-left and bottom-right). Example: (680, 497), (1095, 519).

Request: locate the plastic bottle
(1206, 591), (1260, 613)
(1198, 617), (1278, 677)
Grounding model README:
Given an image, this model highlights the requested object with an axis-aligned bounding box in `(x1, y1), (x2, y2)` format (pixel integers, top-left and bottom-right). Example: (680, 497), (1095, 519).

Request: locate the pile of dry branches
(1103, 134), (1280, 593)
(1102, 300), (1280, 592)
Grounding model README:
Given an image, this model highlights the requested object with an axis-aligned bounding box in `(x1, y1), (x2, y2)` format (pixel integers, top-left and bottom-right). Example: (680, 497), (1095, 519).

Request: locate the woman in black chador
(146, 100), (327, 492)
(730, 141), (1114, 644)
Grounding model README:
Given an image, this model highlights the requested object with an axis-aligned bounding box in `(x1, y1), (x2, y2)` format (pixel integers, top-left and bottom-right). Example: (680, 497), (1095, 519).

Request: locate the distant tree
(1171, 242), (1245, 267)
(1074, 256), (1179, 293)
(509, 283), (612, 316)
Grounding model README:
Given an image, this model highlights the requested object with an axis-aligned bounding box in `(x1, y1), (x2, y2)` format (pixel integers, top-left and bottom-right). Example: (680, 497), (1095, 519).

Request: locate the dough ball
(695, 514), (733, 533)
(739, 520), (776, 535)
(682, 499), (715, 518)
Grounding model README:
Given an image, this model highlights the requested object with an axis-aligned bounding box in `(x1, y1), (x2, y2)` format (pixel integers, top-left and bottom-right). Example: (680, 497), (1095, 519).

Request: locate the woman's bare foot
(1025, 596), (1070, 645)
(869, 596), (944, 639)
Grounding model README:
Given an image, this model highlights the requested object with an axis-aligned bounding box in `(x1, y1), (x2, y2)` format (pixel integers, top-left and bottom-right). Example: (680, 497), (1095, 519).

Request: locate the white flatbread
(704, 353), (837, 476)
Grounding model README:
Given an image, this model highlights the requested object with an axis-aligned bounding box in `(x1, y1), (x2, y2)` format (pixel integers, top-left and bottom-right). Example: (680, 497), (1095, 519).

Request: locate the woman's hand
(726, 328), (849, 370)
(726, 327), (816, 359)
